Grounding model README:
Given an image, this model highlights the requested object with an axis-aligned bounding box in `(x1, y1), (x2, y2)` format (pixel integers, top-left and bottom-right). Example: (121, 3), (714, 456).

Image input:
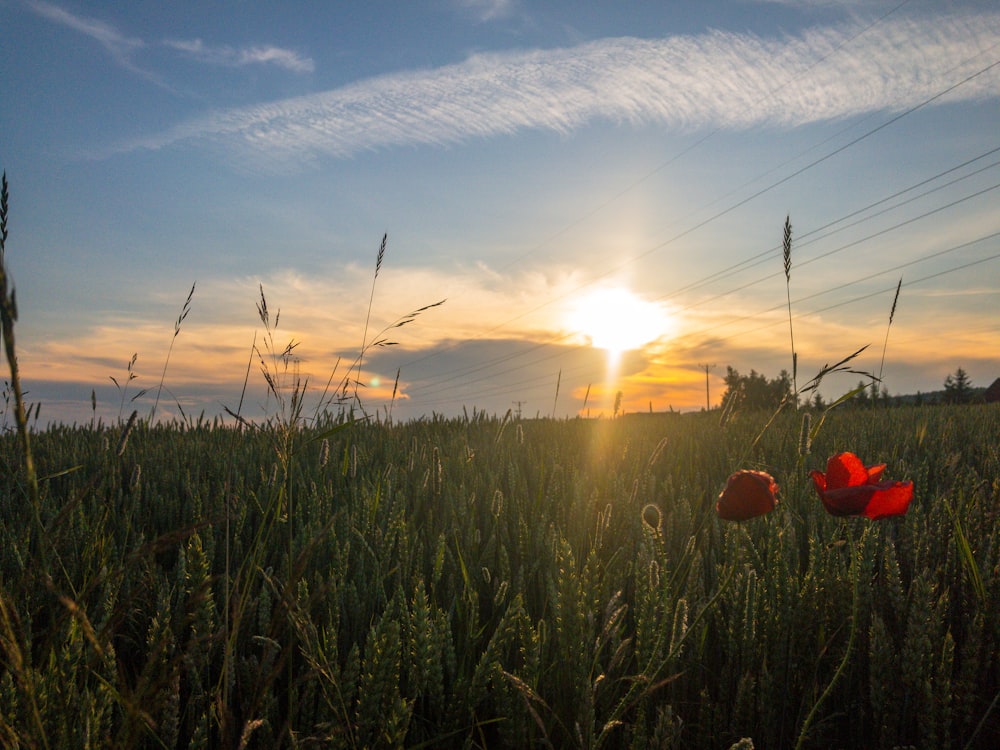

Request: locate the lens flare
(568, 287), (673, 354)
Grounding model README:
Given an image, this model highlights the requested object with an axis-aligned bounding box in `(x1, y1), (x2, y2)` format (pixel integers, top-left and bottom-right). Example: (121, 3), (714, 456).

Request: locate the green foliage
(721, 367), (793, 412)
(944, 367), (976, 405)
(1, 404), (999, 748)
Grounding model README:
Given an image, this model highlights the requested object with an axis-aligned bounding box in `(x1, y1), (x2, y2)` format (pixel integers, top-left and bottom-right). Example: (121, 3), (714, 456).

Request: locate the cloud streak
(454, 0), (518, 22)
(26, 1), (314, 80)
(27, 0), (143, 60)
(114, 11), (1000, 165)
(163, 38), (315, 73)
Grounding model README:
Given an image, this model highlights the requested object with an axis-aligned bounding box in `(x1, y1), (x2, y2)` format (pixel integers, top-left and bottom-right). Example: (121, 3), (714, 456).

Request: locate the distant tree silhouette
(852, 380), (870, 407)
(943, 367), (974, 404)
(721, 367), (792, 412)
(873, 384), (890, 405)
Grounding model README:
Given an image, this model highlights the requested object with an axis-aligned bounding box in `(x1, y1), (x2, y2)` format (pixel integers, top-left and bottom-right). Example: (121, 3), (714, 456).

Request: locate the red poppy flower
(717, 470), (779, 521)
(809, 452), (914, 520)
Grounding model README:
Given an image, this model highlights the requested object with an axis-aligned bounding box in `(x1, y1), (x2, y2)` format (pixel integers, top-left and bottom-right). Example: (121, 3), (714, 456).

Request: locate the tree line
(719, 365), (987, 410)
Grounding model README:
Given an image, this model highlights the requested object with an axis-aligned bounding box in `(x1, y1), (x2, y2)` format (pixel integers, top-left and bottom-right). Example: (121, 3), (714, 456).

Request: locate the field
(2, 403), (998, 749)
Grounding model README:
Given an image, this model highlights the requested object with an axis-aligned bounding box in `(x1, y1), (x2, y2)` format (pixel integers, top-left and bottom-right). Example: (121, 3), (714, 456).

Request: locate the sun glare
(568, 287), (673, 354)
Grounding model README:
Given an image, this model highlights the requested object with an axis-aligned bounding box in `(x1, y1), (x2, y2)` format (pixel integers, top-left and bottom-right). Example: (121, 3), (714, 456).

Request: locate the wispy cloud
(163, 38), (314, 73)
(26, 0), (143, 59)
(25, 1), (313, 81)
(112, 11), (1000, 166)
(25, 0), (155, 81)
(454, 0), (518, 22)
(748, 0), (888, 6)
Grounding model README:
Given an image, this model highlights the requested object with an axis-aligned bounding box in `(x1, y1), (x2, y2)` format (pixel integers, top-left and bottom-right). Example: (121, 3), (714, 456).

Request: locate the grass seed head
(798, 413), (812, 456)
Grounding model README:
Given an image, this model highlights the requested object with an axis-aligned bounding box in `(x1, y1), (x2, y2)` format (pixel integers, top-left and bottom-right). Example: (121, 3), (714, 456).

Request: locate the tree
(943, 367), (974, 404)
(721, 367), (793, 412)
(869, 383), (890, 406)
(852, 380), (869, 407)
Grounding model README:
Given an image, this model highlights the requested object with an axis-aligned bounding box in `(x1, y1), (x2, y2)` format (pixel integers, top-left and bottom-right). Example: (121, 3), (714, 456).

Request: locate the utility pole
(699, 363), (716, 411)
(512, 400), (526, 419)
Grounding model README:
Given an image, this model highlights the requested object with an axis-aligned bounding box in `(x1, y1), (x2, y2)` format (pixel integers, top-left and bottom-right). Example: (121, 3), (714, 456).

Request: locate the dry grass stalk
(110, 353), (145, 422)
(116, 410), (138, 457)
(797, 412), (811, 456)
(355, 233), (387, 402)
(782, 215), (798, 404)
(151, 281), (196, 422)
(876, 276), (903, 401)
(553, 368), (562, 417)
(0, 171), (41, 552)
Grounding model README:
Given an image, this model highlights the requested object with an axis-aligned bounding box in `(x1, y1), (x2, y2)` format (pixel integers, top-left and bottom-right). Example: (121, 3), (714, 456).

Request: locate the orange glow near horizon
(573, 364), (709, 417)
(20, 273), (999, 425)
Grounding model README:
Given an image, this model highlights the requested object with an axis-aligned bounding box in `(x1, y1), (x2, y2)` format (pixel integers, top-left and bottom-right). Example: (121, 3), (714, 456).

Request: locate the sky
(1, 0), (999, 426)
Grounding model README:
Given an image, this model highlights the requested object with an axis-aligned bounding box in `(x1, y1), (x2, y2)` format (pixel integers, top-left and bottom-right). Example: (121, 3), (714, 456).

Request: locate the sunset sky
(2, 0), (999, 425)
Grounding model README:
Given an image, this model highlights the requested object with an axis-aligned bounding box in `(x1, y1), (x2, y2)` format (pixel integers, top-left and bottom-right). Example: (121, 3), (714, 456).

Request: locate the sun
(567, 287), (673, 354)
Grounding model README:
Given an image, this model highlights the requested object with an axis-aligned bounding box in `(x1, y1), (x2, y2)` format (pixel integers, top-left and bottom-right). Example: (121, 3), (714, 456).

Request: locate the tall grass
(150, 282), (196, 423)
(3, 404), (999, 748)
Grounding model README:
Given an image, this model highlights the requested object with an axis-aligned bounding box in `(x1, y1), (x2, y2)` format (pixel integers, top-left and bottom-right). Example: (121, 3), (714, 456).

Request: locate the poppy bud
(717, 470), (779, 521)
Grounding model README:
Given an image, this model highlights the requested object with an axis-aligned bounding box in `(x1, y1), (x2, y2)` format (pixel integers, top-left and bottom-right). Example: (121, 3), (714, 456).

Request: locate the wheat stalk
(782, 215), (798, 405)
(875, 277), (902, 405)
(387, 367), (401, 423)
(354, 233), (387, 403)
(150, 282), (195, 422)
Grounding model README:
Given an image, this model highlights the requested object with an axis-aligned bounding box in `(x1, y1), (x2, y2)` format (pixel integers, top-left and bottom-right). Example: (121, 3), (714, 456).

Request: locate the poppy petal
(866, 463), (887, 483)
(817, 484), (876, 516)
(825, 452), (870, 490)
(809, 469), (827, 494)
(861, 481), (914, 520)
(717, 470), (778, 521)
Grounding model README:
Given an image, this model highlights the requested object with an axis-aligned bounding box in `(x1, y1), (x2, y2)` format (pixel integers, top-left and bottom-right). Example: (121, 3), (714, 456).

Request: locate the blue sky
(2, 0), (999, 425)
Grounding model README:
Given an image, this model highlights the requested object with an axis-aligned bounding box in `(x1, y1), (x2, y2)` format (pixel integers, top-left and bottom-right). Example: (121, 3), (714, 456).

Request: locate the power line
(694, 250), (1000, 347)
(488, 0), (917, 276)
(403, 250), (1000, 411)
(398, 2), (923, 371)
(401, 161), (1000, 400)
(669, 179), (1000, 316)
(401, 232), (1000, 409)
(383, 44), (1000, 411)
(399, 49), (1000, 380)
(662, 146), (1000, 301)
(671, 230), (1000, 347)
(402, 227), (1000, 407)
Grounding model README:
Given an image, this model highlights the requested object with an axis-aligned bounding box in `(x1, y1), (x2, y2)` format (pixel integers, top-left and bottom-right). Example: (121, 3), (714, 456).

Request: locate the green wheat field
(2, 404), (999, 749)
